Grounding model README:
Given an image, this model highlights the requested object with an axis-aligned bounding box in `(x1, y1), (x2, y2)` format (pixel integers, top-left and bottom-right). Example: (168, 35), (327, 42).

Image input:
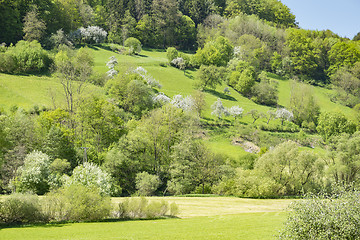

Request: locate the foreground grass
(0, 212), (286, 240)
(0, 197), (290, 240)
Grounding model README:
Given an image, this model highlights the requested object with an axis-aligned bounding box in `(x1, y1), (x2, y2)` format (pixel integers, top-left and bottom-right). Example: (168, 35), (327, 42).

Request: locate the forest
(1, 0), (360, 238)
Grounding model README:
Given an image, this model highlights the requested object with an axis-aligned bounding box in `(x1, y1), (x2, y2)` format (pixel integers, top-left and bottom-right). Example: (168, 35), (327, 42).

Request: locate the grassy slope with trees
(2, 0), (360, 238)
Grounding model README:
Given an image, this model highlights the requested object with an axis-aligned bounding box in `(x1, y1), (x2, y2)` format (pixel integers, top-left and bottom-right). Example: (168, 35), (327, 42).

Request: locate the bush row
(0, 185), (178, 224)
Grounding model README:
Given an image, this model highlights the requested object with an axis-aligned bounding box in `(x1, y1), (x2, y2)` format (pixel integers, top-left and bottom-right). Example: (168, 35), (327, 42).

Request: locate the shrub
(279, 189), (360, 239)
(114, 197), (177, 219)
(43, 185), (111, 222)
(65, 162), (115, 196)
(0, 193), (44, 224)
(124, 37), (142, 55)
(166, 47), (178, 62)
(135, 172), (161, 196)
(0, 40), (51, 74)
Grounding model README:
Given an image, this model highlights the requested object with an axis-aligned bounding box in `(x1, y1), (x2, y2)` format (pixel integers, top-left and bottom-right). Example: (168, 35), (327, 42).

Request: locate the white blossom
(227, 105), (243, 119)
(153, 92), (171, 105)
(211, 98), (229, 119)
(65, 162), (114, 195)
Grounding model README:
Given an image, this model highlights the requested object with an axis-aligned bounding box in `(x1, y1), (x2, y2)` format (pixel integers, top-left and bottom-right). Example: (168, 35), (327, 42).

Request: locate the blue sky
(280, 0), (360, 38)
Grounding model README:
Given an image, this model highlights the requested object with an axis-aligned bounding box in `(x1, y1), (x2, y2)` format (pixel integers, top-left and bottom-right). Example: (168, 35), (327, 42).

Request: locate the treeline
(1, 0), (295, 49)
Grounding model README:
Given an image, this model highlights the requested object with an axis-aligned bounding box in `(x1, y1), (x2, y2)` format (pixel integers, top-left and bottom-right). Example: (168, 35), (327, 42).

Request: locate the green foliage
(251, 76), (278, 106)
(0, 40), (51, 74)
(124, 37), (142, 55)
(43, 184), (111, 222)
(289, 81), (320, 128)
(42, 126), (77, 168)
(169, 138), (228, 195)
(54, 47), (94, 112)
(328, 40), (360, 76)
(76, 96), (125, 159)
(197, 65), (226, 90)
(106, 72), (155, 117)
(0, 193), (44, 224)
(166, 47), (178, 62)
(254, 141), (322, 196)
(224, 0), (296, 28)
(326, 132), (360, 186)
(49, 158), (71, 175)
(280, 189), (360, 239)
(135, 172), (161, 196)
(229, 62), (256, 95)
(23, 6), (46, 42)
(115, 197), (176, 219)
(316, 111), (356, 141)
(17, 151), (51, 195)
(195, 36), (233, 67)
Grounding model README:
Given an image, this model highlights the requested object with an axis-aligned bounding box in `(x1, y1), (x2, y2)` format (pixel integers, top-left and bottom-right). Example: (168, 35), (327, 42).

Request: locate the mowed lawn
(0, 197), (292, 240)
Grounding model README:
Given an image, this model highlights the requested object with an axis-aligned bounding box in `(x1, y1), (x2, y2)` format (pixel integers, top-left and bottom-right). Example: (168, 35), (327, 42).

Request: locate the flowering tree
(276, 108), (294, 125)
(211, 98), (229, 119)
(71, 26), (107, 44)
(132, 66), (162, 88)
(17, 151), (51, 194)
(64, 162), (114, 196)
(153, 92), (171, 105)
(171, 94), (194, 112)
(227, 105), (243, 120)
(106, 56), (118, 79)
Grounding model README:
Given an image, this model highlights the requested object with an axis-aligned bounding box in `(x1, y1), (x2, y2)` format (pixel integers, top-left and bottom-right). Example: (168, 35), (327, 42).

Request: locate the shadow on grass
(0, 216), (180, 230)
(204, 89), (237, 101)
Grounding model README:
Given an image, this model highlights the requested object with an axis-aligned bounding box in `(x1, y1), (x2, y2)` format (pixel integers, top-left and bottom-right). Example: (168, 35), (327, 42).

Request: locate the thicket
(0, 187), (179, 225)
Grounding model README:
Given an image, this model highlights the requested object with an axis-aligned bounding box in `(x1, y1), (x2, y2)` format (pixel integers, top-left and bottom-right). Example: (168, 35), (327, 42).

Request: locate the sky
(280, 0), (360, 39)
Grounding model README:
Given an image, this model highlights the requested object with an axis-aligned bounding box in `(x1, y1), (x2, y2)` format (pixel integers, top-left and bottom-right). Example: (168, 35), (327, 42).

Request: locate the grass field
(0, 197), (292, 240)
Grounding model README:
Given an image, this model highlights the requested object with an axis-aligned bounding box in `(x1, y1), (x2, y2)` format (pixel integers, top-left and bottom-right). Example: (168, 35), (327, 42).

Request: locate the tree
(106, 56), (119, 79)
(195, 36), (233, 66)
(316, 112), (356, 141)
(169, 138), (227, 194)
(166, 47), (178, 62)
(276, 108), (293, 125)
(191, 90), (206, 116)
(76, 96), (125, 161)
(55, 47), (94, 112)
(23, 6), (46, 42)
(251, 79), (278, 106)
(1, 40), (51, 74)
(247, 109), (261, 123)
(328, 40), (360, 76)
(211, 99), (229, 119)
(255, 141), (321, 195)
(229, 67), (256, 96)
(227, 106), (243, 120)
(197, 65), (226, 90)
(65, 162), (115, 196)
(290, 81), (320, 129)
(325, 132), (360, 185)
(151, 0), (180, 48)
(124, 37), (142, 55)
(135, 171), (161, 196)
(42, 126), (77, 168)
(17, 151), (51, 195)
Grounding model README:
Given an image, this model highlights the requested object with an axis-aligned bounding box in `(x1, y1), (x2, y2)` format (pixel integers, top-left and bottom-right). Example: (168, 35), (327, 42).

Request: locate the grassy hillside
(0, 45), (355, 158)
(0, 197), (291, 240)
